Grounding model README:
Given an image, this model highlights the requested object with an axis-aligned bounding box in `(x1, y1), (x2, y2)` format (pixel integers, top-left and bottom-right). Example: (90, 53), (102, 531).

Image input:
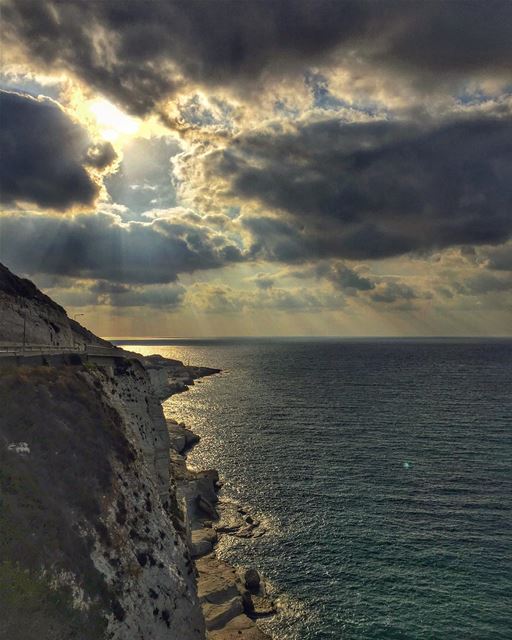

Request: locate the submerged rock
(215, 501), (265, 539)
(250, 594), (277, 618)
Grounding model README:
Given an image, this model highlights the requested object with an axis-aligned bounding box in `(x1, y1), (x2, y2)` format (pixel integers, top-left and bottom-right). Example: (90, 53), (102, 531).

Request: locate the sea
(116, 338), (512, 640)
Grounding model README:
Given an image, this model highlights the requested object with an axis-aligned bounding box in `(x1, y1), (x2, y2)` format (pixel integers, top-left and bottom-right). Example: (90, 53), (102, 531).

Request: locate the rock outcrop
(167, 421), (275, 639)
(0, 262), (109, 349)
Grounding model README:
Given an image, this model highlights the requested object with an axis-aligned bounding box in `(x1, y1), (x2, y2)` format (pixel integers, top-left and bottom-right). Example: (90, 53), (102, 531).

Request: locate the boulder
(203, 597), (244, 631)
(196, 554), (240, 605)
(236, 567), (260, 592)
(198, 496), (219, 520)
(169, 430), (186, 453)
(191, 527), (218, 558)
(196, 555), (272, 639)
(167, 421), (201, 454)
(215, 501), (264, 539)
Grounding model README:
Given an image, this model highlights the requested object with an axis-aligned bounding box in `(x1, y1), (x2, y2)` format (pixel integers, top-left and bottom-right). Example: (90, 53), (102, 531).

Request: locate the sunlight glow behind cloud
(89, 98), (140, 141)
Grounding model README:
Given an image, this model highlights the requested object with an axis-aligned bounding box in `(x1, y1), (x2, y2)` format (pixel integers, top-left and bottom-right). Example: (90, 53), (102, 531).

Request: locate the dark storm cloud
(3, 1), (512, 116)
(327, 263), (375, 292)
(0, 90), (114, 209)
(242, 215), (414, 262)
(215, 115), (512, 261)
(0, 213), (244, 284)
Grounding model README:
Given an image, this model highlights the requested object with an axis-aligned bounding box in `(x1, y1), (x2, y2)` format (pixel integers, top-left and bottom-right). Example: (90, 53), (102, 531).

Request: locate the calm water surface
(118, 339), (512, 640)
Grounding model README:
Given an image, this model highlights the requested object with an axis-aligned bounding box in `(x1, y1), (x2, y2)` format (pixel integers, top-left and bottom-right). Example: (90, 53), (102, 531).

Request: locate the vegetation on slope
(0, 365), (135, 639)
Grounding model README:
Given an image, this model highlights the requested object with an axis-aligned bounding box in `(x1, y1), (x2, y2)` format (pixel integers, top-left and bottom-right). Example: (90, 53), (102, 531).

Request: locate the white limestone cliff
(86, 362), (206, 639)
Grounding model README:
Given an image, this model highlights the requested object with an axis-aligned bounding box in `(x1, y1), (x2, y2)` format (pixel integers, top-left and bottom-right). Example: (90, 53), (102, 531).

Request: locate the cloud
(370, 281), (426, 305)
(0, 211), (244, 285)
(455, 270), (512, 295)
(85, 142), (117, 170)
(3, 1), (512, 117)
(486, 244), (512, 271)
(279, 260), (435, 308)
(33, 278), (186, 310)
(0, 90), (115, 210)
(104, 136), (180, 214)
(186, 282), (344, 314)
(201, 114), (512, 261)
(327, 263), (375, 293)
(251, 274), (275, 290)
(89, 281), (185, 308)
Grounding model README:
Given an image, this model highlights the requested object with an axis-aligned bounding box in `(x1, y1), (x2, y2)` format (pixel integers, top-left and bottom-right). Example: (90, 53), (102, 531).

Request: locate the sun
(88, 98), (140, 141)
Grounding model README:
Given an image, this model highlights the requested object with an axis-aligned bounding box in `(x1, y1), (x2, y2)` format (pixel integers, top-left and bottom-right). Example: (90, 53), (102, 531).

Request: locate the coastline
(164, 378), (276, 639)
(3, 254), (511, 639)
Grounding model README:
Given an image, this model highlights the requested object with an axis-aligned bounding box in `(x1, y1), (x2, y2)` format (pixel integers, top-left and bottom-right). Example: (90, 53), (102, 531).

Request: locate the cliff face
(0, 362), (205, 640)
(90, 360), (207, 639)
(0, 262), (108, 348)
(0, 263), (207, 639)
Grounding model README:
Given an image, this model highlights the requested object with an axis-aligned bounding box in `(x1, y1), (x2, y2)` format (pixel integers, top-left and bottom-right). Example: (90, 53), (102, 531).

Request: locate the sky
(1, 0), (512, 337)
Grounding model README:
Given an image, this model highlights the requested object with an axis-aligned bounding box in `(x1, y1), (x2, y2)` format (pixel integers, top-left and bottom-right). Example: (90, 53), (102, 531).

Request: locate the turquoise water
(119, 339), (512, 639)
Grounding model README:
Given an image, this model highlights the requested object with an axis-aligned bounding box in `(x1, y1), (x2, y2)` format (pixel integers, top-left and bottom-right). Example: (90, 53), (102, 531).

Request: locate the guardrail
(0, 344), (114, 355)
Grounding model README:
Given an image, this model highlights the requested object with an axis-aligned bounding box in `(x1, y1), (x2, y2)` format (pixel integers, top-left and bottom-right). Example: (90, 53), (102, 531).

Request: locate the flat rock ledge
(167, 419), (276, 639)
(197, 554), (273, 640)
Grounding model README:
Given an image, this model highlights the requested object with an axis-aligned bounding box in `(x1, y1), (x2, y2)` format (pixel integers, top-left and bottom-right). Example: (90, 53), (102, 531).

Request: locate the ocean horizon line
(108, 335), (512, 342)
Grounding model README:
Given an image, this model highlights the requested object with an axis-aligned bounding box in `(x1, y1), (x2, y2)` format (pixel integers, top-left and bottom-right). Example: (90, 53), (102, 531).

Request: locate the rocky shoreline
(166, 416), (277, 639)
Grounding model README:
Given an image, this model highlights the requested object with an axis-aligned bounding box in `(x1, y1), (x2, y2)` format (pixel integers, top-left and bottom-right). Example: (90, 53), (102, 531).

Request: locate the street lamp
(18, 298), (29, 353)
(73, 313), (85, 351)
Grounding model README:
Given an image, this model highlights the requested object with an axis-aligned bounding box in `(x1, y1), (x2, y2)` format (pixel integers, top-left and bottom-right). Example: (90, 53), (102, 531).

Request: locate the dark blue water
(120, 339), (512, 639)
